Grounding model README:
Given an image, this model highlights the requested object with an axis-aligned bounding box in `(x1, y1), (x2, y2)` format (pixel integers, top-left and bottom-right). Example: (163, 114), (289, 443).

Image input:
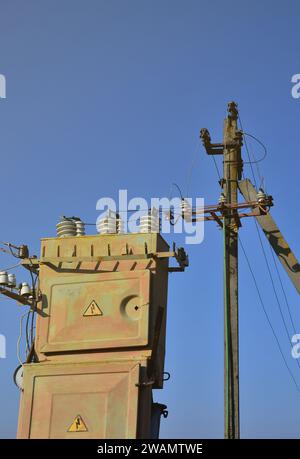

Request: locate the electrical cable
(254, 220), (292, 343)
(206, 114), (300, 392)
(169, 182), (183, 200)
(0, 247), (11, 255)
(0, 261), (21, 271)
(241, 132), (268, 164)
(8, 246), (19, 258)
(254, 219), (300, 368)
(211, 155), (221, 181)
(268, 242), (298, 337)
(29, 270), (38, 348)
(17, 311), (31, 365)
(239, 235), (300, 393)
(238, 116), (258, 189)
(25, 310), (32, 353)
(240, 114), (300, 371)
(243, 134), (264, 190)
(238, 116), (267, 194)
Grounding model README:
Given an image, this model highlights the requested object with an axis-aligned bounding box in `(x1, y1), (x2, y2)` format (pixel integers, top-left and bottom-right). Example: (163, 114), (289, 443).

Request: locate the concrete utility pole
(222, 102), (243, 439)
(200, 102), (243, 439)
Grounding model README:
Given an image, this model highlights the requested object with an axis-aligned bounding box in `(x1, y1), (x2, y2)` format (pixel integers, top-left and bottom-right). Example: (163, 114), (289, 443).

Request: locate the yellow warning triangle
(83, 300), (103, 317)
(67, 415), (88, 432)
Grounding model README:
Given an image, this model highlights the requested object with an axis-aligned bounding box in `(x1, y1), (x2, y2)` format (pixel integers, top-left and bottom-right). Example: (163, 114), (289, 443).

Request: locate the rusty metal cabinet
(37, 270), (152, 353)
(17, 233), (175, 438)
(17, 361), (152, 439)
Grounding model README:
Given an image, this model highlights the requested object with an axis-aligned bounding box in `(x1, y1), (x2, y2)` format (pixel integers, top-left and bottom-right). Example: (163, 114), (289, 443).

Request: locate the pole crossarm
(187, 198), (273, 227)
(200, 103), (244, 180)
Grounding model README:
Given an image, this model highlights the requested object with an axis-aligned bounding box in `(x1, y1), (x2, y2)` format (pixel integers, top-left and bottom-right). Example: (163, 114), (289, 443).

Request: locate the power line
(238, 116), (268, 192)
(239, 235), (300, 393)
(169, 182), (183, 200)
(250, 142), (262, 188)
(268, 242), (298, 336)
(229, 113), (299, 386)
(238, 116), (258, 189)
(0, 261), (21, 271)
(254, 220), (294, 344)
(241, 132), (268, 164)
(211, 155), (221, 181)
(241, 114), (300, 371)
(252, 218), (300, 372)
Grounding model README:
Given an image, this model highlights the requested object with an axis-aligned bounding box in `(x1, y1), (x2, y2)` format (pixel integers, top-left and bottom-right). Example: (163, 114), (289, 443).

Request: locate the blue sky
(0, 0), (300, 438)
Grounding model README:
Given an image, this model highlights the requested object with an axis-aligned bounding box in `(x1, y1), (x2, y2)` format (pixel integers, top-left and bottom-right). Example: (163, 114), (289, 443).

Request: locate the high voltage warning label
(83, 300), (103, 317)
(67, 415), (88, 432)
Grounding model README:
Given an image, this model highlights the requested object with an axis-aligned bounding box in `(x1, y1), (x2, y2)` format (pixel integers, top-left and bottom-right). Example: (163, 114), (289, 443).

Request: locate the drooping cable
(268, 242), (298, 337)
(206, 114), (300, 392)
(238, 116), (258, 189)
(28, 270), (38, 348)
(17, 311), (31, 365)
(239, 235), (300, 393)
(240, 114), (300, 370)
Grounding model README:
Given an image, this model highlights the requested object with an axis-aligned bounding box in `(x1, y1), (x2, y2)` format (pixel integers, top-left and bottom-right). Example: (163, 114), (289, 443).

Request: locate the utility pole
(200, 102), (243, 439)
(222, 102), (243, 439)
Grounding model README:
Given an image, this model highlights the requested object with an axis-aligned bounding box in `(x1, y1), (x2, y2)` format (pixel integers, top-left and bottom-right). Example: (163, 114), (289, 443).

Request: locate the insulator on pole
(218, 192), (227, 204)
(20, 282), (31, 297)
(8, 273), (16, 288)
(0, 271), (8, 286)
(257, 188), (267, 203)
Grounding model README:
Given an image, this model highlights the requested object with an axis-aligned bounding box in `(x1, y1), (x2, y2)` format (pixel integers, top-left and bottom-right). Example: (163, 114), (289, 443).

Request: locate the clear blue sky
(0, 0), (300, 439)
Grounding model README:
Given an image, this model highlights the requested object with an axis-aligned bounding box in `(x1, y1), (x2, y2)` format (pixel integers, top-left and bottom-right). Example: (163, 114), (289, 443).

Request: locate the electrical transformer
(15, 232), (187, 439)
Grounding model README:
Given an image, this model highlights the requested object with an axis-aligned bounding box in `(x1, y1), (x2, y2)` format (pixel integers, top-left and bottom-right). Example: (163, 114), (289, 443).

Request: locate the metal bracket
(21, 247), (189, 273)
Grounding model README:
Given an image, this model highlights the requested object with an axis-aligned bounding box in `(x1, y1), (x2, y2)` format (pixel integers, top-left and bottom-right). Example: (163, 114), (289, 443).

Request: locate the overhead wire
(238, 116), (258, 189)
(0, 261), (21, 271)
(253, 217), (300, 370)
(241, 132), (268, 164)
(240, 114), (298, 356)
(206, 114), (300, 392)
(239, 235), (300, 393)
(211, 155), (221, 181)
(169, 182), (183, 200)
(268, 243), (298, 337)
(238, 117), (268, 192)
(250, 142), (262, 189)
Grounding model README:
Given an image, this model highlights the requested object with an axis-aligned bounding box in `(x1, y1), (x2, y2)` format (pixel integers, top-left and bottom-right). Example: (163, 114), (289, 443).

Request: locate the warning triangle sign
(83, 300), (103, 317)
(67, 415), (88, 432)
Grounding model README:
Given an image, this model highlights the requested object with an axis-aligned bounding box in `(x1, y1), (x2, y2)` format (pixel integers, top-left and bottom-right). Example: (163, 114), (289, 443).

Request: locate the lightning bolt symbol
(76, 417), (81, 430)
